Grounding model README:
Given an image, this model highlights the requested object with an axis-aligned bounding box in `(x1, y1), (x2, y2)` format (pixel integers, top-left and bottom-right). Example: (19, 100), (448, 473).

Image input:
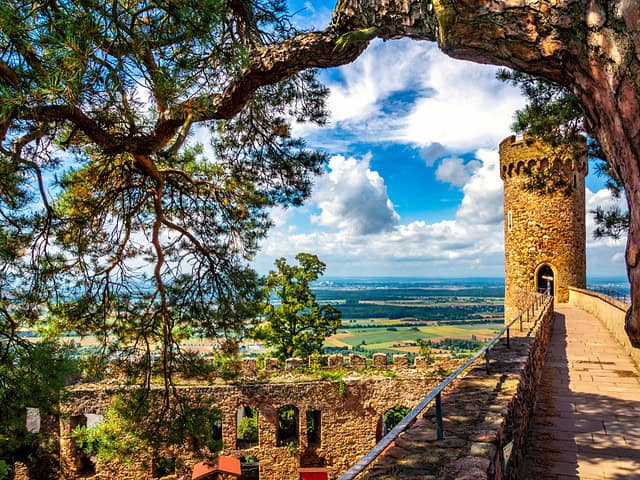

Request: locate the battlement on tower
(499, 134), (588, 180)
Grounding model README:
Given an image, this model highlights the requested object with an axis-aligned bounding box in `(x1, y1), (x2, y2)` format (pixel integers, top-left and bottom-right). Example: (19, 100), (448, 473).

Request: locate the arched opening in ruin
(153, 457), (176, 478)
(535, 264), (555, 296)
(237, 406), (259, 448)
(376, 405), (410, 441)
(306, 410), (321, 448)
(277, 405), (299, 446)
(239, 455), (260, 480)
(69, 414), (96, 477)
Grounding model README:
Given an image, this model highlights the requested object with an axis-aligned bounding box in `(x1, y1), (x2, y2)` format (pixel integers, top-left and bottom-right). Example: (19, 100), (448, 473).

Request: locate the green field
(325, 321), (503, 353)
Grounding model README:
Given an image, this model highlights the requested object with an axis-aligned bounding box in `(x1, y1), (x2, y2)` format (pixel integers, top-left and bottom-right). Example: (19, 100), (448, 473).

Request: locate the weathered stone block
(414, 355), (428, 368)
(327, 354), (343, 369)
(285, 357), (304, 371)
(265, 357), (279, 371)
(392, 354), (409, 367)
(373, 352), (387, 368)
(242, 357), (257, 374)
(348, 354), (367, 369)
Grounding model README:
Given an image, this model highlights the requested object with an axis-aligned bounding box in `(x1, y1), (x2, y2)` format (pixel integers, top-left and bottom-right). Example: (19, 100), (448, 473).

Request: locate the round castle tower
(500, 134), (588, 322)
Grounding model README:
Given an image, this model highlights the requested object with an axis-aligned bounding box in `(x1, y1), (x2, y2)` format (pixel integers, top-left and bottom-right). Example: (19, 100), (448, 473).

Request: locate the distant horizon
(317, 275), (630, 281)
(311, 276), (631, 296)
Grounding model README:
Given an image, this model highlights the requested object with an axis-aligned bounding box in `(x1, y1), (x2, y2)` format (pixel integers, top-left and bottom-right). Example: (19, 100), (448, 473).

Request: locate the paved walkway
(523, 303), (640, 479)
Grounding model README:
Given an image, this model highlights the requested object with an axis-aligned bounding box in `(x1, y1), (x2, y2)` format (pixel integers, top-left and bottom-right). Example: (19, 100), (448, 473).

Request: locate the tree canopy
(0, 0), (359, 464)
(0, 0), (338, 389)
(253, 253), (341, 359)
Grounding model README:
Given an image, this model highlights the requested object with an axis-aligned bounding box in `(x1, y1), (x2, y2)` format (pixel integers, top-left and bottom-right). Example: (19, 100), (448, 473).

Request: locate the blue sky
(252, 0), (628, 279)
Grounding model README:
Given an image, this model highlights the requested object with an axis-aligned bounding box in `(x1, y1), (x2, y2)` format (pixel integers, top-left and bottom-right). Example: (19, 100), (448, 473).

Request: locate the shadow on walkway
(523, 308), (640, 480)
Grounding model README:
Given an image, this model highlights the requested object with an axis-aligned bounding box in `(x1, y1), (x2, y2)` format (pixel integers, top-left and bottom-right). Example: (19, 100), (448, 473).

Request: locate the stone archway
(536, 264), (555, 296)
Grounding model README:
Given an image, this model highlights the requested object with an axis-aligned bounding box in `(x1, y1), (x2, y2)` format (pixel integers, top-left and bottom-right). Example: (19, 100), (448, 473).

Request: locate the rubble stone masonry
(58, 358), (453, 480)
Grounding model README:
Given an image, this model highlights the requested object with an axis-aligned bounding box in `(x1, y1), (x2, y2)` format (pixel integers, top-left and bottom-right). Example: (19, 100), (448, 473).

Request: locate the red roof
(298, 467), (329, 480)
(191, 457), (241, 479)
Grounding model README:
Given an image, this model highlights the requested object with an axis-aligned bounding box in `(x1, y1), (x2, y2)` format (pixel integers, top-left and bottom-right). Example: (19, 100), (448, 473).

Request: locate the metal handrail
(586, 285), (630, 304)
(336, 293), (552, 480)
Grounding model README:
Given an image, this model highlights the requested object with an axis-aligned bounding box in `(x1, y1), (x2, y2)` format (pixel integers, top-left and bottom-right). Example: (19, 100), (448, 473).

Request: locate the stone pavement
(522, 303), (640, 479)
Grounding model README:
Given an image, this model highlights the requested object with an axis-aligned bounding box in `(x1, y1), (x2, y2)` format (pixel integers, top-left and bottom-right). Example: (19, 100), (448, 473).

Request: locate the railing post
(526, 306), (530, 322)
(435, 392), (444, 440)
(506, 327), (510, 349)
(519, 314), (523, 332)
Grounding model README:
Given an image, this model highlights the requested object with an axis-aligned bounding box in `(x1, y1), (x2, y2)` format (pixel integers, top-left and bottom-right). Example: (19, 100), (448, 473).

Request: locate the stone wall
(239, 353), (432, 378)
(59, 366), (452, 480)
(361, 296), (555, 480)
(500, 134), (587, 322)
(568, 287), (639, 366)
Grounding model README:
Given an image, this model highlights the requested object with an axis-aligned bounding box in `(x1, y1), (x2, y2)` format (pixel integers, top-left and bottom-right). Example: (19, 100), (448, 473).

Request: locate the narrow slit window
(507, 210), (513, 231)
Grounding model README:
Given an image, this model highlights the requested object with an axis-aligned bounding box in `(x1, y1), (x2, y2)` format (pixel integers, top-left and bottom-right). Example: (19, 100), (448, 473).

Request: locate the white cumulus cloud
(293, 39), (526, 154)
(310, 154), (400, 235)
(255, 149), (506, 276)
(435, 157), (481, 187)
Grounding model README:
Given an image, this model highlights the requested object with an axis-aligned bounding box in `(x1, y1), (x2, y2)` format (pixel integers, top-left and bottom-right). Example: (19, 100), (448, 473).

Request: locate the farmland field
(316, 278), (505, 356)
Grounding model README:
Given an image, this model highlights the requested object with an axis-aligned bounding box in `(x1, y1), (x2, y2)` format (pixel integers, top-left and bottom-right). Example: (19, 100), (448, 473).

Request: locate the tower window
(507, 210), (513, 231)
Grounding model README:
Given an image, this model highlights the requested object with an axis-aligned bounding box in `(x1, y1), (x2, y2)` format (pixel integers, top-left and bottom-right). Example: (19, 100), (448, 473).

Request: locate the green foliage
(253, 253), (342, 359)
(419, 343), (434, 364)
(277, 405), (298, 446)
(237, 407), (259, 444)
(592, 206), (629, 240)
(212, 352), (242, 381)
(496, 70), (584, 147)
(0, 460), (11, 480)
(154, 457), (176, 477)
(317, 369), (347, 397)
(0, 0), (332, 454)
(328, 303), (503, 321)
(286, 442), (298, 456)
(334, 27), (379, 51)
(175, 351), (215, 380)
(71, 394), (224, 463)
(0, 341), (77, 464)
(383, 405), (411, 433)
(421, 337), (484, 351)
(77, 353), (108, 381)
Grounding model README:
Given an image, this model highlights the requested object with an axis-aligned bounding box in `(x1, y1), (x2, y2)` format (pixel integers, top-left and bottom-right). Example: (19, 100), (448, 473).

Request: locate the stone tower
(500, 134), (587, 322)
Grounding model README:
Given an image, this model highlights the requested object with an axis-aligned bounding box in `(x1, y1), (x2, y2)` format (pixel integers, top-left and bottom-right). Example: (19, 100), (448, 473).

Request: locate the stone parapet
(58, 371), (456, 480)
(236, 353), (433, 380)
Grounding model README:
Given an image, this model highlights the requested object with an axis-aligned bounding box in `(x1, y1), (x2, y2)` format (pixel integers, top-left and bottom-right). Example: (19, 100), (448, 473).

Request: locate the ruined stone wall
(500, 134), (587, 322)
(59, 364), (450, 480)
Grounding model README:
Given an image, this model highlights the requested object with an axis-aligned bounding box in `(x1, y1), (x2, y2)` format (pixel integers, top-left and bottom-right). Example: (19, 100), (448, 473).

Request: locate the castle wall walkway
(360, 297), (555, 480)
(522, 303), (640, 479)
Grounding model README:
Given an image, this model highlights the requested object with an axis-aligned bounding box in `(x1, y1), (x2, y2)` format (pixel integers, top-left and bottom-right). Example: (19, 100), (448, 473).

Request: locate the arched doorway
(536, 264), (554, 296)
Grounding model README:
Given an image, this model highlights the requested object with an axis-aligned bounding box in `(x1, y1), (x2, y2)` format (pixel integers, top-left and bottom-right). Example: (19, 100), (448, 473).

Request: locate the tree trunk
(334, 0), (640, 345)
